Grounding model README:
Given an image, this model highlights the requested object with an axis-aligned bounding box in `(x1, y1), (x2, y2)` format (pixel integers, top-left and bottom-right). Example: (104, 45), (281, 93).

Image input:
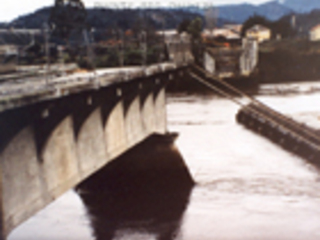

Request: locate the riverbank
(257, 39), (320, 83)
(167, 67), (259, 94)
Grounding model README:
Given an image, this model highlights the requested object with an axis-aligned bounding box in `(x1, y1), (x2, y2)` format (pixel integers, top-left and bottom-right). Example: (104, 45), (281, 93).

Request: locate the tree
(187, 17), (203, 40)
(49, 0), (87, 41)
(186, 17), (203, 65)
(271, 17), (296, 38)
(177, 19), (191, 34)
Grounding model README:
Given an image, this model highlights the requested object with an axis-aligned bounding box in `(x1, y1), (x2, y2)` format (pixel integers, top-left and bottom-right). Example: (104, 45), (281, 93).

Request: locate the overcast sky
(1, 0), (272, 22)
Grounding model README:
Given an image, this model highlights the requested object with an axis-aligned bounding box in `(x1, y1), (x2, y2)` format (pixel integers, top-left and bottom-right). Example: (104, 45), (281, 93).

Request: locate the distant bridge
(0, 42), (192, 239)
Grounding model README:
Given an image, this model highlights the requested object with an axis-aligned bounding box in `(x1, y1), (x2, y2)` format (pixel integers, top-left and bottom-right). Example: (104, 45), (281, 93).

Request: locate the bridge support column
(0, 127), (44, 239)
(125, 96), (146, 148)
(104, 101), (128, 160)
(154, 87), (167, 134)
(76, 107), (108, 180)
(141, 93), (156, 134)
(40, 116), (80, 198)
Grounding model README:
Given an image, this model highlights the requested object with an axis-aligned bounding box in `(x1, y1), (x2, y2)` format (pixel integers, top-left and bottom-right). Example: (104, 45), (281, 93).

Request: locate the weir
(0, 62), (191, 239)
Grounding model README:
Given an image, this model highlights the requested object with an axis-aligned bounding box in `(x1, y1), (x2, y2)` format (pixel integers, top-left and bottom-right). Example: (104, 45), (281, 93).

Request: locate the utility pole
(118, 30), (124, 67)
(83, 29), (95, 69)
(43, 23), (50, 85)
(140, 31), (147, 66)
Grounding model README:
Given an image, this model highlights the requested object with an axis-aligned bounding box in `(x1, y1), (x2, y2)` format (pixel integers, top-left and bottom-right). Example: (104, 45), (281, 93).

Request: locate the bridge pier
(76, 107), (108, 179)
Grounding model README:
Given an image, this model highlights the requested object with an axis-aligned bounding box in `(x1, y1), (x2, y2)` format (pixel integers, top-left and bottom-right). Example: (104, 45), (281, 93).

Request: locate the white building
(246, 24), (271, 43)
(309, 24), (320, 41)
(204, 51), (215, 74)
(0, 45), (18, 73)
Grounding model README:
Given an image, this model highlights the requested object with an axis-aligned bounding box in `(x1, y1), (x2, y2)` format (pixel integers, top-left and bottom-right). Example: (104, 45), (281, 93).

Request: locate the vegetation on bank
(239, 14), (320, 83)
(257, 39), (320, 83)
(78, 44), (166, 69)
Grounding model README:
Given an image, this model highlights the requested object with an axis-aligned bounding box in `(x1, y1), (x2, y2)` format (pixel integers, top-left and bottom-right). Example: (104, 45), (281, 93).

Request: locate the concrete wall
(204, 52), (216, 74)
(0, 75), (169, 239)
(240, 38), (258, 76)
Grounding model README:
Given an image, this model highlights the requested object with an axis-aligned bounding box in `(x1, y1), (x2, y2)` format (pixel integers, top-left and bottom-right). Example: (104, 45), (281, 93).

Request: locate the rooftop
(310, 24), (320, 32)
(247, 24), (270, 33)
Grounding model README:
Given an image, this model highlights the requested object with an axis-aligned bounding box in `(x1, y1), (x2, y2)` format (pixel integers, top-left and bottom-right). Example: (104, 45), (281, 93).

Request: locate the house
(202, 28), (241, 40)
(246, 24), (271, 43)
(0, 45), (18, 73)
(0, 29), (41, 46)
(223, 24), (243, 34)
(156, 30), (179, 43)
(204, 37), (258, 78)
(309, 24), (320, 41)
(156, 30), (193, 63)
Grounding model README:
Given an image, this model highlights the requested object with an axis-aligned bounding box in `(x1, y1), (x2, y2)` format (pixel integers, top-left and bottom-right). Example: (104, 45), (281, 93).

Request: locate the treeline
(6, 7), (201, 31)
(241, 9), (320, 39)
(256, 39), (320, 82)
(258, 49), (320, 82)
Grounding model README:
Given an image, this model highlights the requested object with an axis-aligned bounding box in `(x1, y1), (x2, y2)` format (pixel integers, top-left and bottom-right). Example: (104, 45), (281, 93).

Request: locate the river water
(9, 82), (320, 240)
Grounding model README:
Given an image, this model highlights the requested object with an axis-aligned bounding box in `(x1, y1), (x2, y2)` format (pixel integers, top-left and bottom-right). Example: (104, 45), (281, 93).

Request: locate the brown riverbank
(257, 39), (320, 83)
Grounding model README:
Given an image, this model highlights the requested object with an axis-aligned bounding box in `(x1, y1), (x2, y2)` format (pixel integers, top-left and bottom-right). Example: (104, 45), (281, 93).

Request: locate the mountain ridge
(281, 0), (320, 13)
(2, 0), (320, 30)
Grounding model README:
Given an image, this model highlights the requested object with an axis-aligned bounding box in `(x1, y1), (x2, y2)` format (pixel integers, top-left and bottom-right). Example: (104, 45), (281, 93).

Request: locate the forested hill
(3, 7), (212, 30)
(3, 0), (320, 31)
(0, 2), (292, 29)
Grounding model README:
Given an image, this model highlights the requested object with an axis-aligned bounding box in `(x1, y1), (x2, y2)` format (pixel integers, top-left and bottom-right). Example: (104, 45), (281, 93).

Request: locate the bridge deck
(0, 62), (183, 113)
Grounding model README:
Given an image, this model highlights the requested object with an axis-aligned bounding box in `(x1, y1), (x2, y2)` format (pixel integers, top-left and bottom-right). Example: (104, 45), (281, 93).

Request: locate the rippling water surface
(9, 85), (320, 240)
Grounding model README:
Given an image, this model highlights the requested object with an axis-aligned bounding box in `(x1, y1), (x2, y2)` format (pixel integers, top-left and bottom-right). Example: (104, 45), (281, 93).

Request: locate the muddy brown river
(9, 82), (320, 240)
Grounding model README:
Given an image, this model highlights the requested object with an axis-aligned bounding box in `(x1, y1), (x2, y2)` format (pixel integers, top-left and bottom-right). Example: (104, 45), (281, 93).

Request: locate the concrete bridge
(0, 57), (191, 238)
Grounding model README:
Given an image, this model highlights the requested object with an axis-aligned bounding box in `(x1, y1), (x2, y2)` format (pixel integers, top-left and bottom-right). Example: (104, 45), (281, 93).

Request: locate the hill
(3, 0), (320, 31)
(282, 0), (320, 13)
(216, 1), (292, 23)
(5, 7), (207, 30)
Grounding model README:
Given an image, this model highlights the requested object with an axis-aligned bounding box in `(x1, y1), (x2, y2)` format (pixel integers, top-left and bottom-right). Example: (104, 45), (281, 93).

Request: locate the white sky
(1, 0), (271, 22)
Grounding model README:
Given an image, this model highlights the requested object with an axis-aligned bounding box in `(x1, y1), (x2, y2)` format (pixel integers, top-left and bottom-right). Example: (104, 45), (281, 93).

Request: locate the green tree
(49, 0), (87, 41)
(186, 17), (203, 66)
(187, 17), (203, 40)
